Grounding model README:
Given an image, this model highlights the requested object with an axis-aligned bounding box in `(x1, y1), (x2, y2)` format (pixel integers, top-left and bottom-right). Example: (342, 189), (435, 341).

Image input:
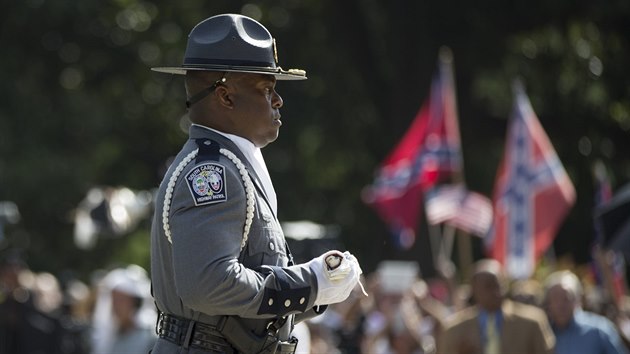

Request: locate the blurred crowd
(2, 248), (630, 354)
(0, 251), (156, 354)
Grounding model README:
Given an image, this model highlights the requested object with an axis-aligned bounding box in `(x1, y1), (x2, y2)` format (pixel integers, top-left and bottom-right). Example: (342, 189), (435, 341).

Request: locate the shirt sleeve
(531, 310), (555, 354)
(598, 317), (629, 354)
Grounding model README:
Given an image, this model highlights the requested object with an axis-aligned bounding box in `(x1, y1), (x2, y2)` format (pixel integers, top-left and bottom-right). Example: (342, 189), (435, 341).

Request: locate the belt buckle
(156, 312), (166, 335)
(276, 336), (298, 354)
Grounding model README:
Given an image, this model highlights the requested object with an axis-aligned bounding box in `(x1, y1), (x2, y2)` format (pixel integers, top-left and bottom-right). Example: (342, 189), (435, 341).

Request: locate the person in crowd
(90, 265), (156, 354)
(437, 259), (555, 354)
(360, 268), (436, 354)
(407, 278), (452, 353)
(149, 13), (362, 354)
(510, 278), (544, 307)
(0, 250), (73, 354)
(543, 269), (629, 354)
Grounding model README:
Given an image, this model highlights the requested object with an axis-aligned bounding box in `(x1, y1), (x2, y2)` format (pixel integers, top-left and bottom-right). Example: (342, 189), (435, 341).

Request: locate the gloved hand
(308, 250), (362, 306)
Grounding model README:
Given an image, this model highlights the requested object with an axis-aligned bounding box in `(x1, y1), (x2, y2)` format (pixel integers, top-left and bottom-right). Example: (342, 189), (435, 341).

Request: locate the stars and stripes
(425, 184), (493, 237)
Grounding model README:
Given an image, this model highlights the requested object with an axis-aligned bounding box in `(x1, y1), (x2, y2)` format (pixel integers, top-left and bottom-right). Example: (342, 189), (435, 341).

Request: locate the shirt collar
(479, 309), (504, 327)
(190, 123), (278, 215)
(191, 124), (258, 156)
(552, 311), (579, 333)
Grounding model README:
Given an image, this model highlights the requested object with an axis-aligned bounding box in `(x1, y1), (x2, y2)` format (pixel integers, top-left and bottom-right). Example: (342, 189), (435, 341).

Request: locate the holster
(217, 316), (297, 354)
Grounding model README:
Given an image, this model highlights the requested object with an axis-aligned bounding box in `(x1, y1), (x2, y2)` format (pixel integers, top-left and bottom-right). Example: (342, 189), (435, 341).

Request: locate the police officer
(150, 14), (363, 354)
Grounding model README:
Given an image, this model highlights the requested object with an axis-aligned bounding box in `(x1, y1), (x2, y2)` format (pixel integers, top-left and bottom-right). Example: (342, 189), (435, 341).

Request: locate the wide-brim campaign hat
(152, 14), (306, 80)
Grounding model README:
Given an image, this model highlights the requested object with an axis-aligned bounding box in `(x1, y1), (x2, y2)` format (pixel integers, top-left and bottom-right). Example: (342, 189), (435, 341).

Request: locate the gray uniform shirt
(150, 125), (322, 345)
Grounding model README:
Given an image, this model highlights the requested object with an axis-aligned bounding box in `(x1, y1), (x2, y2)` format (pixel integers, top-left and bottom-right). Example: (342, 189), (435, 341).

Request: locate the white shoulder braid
(162, 148), (255, 251)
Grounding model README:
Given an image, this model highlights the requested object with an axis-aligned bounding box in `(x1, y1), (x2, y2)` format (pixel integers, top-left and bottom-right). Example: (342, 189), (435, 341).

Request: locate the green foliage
(1, 0), (629, 279)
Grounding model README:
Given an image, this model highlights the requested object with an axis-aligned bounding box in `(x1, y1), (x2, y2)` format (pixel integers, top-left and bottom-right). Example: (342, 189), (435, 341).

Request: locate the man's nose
(272, 91), (283, 108)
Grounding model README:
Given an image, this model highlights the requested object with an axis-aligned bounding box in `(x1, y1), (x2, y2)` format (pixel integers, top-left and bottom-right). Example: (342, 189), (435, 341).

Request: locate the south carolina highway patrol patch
(185, 163), (227, 206)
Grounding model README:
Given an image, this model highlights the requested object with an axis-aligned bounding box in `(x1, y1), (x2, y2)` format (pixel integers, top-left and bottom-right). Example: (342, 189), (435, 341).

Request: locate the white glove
(308, 250), (362, 306)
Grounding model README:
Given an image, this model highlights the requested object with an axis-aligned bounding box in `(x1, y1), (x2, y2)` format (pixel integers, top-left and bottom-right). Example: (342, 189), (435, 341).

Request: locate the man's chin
(258, 133), (279, 148)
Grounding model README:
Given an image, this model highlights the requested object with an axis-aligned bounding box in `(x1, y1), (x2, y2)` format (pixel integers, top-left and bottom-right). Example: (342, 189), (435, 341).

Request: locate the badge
(272, 38), (278, 65)
(185, 163), (227, 206)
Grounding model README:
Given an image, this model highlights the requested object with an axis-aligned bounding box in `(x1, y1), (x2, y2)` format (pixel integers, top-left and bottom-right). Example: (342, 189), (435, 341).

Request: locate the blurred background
(1, 0), (629, 288)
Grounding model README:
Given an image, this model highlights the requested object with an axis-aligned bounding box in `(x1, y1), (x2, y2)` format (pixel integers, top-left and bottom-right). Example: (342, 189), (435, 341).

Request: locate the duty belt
(157, 312), (298, 354)
(157, 313), (235, 353)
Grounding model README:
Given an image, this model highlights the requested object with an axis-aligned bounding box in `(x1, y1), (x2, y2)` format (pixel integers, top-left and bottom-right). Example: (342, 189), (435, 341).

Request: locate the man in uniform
(149, 14), (363, 354)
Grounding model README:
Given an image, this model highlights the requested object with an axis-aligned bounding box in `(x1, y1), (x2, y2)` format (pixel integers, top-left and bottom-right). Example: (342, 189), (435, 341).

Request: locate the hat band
(184, 57), (275, 69)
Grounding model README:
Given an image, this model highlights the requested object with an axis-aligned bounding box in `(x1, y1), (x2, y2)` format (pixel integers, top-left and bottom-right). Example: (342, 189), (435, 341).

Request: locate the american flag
(590, 160), (627, 305)
(485, 81), (576, 279)
(425, 184), (493, 237)
(363, 49), (462, 249)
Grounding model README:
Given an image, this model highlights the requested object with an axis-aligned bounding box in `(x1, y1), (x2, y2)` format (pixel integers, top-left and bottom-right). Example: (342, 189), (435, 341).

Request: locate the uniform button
(268, 298), (274, 306)
(269, 242), (275, 251)
(299, 297), (305, 305)
(284, 299), (291, 308)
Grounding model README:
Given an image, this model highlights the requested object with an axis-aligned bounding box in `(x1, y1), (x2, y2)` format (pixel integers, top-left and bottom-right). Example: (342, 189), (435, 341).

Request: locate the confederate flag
(363, 49), (462, 249)
(485, 80), (576, 279)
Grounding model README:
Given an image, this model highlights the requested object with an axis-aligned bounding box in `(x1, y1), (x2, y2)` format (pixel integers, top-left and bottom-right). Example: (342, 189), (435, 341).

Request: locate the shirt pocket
(245, 197), (286, 265)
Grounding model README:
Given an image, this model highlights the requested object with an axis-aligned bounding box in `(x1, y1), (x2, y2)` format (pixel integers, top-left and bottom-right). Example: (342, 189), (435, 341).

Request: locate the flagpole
(427, 47), (458, 276)
(442, 223), (457, 260)
(427, 222), (443, 269)
(439, 46), (475, 278)
(435, 223), (458, 308)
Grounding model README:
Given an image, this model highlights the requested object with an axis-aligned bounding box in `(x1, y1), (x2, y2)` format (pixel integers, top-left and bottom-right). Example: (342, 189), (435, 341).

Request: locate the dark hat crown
(183, 14), (277, 70)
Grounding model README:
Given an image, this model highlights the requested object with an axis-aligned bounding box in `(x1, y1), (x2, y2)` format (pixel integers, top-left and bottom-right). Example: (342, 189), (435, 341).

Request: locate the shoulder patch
(185, 162), (228, 206)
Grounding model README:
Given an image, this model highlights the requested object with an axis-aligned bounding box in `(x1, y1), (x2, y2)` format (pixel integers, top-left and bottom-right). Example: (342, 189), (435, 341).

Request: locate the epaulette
(195, 138), (221, 163)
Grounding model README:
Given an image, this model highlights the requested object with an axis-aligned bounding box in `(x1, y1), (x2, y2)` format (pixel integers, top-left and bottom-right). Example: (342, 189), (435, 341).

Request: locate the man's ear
(215, 86), (233, 109)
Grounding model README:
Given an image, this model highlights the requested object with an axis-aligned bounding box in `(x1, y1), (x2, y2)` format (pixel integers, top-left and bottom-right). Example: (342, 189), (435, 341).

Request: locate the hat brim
(151, 65), (307, 80)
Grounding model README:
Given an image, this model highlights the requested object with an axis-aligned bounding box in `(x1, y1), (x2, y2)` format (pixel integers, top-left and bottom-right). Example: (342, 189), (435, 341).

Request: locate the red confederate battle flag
(362, 50), (462, 249)
(485, 80), (576, 279)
